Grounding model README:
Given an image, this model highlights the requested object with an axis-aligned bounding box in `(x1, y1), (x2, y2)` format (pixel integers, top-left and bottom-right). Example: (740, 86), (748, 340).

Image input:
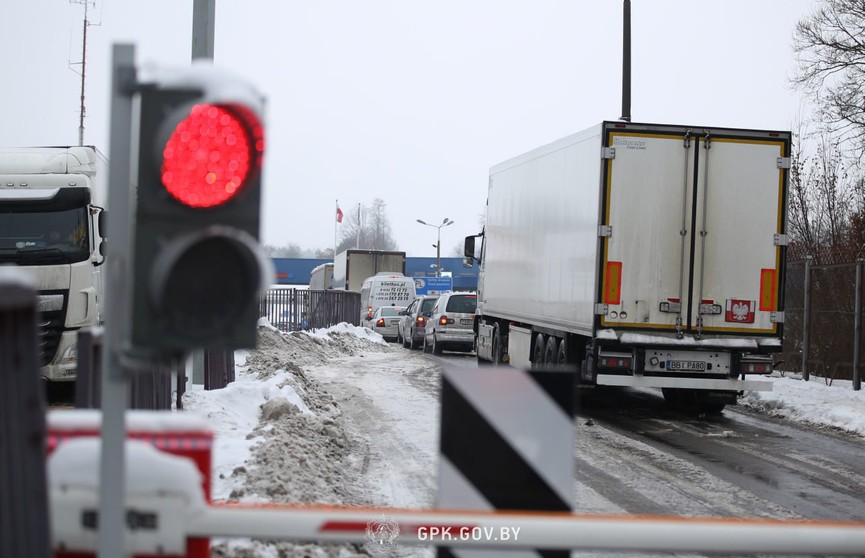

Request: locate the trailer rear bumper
(596, 374), (772, 392)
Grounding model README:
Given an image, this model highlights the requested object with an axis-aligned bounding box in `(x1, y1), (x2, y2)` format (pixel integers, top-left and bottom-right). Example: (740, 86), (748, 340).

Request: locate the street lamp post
(417, 217), (454, 277)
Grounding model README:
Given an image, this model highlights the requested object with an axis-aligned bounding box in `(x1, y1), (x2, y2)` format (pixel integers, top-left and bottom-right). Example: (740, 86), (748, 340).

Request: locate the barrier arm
(51, 489), (865, 556)
(188, 504), (865, 555)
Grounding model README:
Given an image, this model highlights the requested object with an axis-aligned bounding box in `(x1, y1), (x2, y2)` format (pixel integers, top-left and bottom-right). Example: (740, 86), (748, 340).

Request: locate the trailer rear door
(599, 124), (788, 337)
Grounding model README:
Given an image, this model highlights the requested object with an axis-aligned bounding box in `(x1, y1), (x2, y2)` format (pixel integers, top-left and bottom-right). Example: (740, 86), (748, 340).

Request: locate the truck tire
(556, 337), (569, 366)
(544, 336), (558, 365)
(492, 326), (503, 366)
(532, 334), (546, 369)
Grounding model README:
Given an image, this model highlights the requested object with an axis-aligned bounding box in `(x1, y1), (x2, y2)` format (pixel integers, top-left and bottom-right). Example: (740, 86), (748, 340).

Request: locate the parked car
(398, 295), (439, 350)
(369, 306), (406, 342)
(423, 291), (478, 354)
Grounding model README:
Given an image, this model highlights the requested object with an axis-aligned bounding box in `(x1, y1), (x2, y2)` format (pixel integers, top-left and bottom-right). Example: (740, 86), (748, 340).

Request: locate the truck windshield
(0, 205), (90, 265)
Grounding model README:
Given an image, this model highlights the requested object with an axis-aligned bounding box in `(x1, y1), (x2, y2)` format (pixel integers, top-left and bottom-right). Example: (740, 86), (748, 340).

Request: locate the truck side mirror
(97, 208), (107, 239)
(463, 236), (475, 258)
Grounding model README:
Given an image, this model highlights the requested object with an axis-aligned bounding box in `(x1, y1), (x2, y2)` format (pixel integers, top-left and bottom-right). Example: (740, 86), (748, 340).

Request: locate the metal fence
(259, 288), (361, 332)
(782, 257), (863, 390)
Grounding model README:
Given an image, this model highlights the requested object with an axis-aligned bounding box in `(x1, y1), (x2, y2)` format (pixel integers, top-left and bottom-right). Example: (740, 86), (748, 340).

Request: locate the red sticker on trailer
(725, 299), (755, 323)
(604, 262), (622, 305)
(759, 269), (776, 311)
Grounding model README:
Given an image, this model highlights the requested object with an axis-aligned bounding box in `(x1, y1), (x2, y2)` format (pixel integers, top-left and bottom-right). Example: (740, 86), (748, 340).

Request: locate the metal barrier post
(802, 255), (812, 381)
(204, 349), (235, 390)
(75, 328), (103, 408)
(0, 269), (51, 558)
(854, 259), (862, 391)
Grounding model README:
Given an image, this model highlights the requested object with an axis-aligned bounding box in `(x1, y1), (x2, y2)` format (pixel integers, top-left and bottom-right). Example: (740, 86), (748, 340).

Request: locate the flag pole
(356, 203), (361, 249)
(334, 199), (338, 260)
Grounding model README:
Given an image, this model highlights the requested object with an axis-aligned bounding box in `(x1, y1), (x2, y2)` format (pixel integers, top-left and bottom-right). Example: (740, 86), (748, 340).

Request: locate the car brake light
(376, 318), (385, 327)
(416, 316), (425, 326)
(439, 315), (453, 326)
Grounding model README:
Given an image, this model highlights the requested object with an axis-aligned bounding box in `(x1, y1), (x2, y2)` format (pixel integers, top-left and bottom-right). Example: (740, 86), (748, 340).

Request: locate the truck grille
(37, 291), (68, 367)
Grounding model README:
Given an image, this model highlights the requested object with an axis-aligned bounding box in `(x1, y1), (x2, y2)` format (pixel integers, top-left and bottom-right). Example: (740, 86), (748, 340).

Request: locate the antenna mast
(70, 0), (96, 146)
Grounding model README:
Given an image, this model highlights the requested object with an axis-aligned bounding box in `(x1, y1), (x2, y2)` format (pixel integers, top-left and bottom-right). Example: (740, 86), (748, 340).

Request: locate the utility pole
(417, 218), (454, 277)
(192, 0), (215, 60)
(190, 0), (217, 388)
(620, 0), (632, 122)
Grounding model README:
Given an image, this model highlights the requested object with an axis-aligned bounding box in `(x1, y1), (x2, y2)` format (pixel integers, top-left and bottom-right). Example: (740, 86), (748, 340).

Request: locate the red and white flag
(336, 206), (344, 223)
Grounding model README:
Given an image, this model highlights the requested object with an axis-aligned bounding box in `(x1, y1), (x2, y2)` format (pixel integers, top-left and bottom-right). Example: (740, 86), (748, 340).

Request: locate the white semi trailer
(332, 249), (406, 293)
(0, 146), (108, 382)
(466, 121), (791, 411)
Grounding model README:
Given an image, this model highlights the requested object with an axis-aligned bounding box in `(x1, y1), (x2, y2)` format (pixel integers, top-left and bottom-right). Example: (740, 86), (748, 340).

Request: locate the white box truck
(0, 146), (108, 382)
(309, 262), (334, 290)
(332, 249), (406, 293)
(465, 121), (790, 411)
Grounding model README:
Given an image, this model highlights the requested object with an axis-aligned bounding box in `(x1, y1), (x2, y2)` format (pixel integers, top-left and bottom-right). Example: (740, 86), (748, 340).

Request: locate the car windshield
(445, 294), (477, 313)
(380, 307), (402, 317)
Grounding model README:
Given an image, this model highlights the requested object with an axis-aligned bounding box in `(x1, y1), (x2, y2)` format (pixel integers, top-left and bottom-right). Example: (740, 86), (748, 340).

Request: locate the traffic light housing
(130, 68), (271, 355)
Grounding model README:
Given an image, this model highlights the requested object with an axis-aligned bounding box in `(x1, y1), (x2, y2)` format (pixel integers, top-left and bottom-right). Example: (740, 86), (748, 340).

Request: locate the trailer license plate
(667, 360), (706, 371)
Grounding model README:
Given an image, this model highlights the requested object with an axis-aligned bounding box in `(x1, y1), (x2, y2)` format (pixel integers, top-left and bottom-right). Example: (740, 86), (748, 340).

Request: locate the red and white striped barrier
(189, 503), (865, 555)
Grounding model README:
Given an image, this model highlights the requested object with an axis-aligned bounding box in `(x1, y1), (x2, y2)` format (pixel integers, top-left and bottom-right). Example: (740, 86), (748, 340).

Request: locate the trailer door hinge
(770, 311), (785, 323)
(595, 303), (609, 315)
(774, 234), (788, 246)
(602, 147), (616, 160)
(598, 225), (612, 237)
(777, 157), (791, 169)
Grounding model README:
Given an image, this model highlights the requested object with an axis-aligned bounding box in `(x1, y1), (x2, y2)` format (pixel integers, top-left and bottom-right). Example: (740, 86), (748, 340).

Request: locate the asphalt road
(424, 347), (865, 523)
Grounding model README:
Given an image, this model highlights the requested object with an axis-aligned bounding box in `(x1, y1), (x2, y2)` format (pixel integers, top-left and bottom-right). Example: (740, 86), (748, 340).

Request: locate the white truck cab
(0, 146), (108, 381)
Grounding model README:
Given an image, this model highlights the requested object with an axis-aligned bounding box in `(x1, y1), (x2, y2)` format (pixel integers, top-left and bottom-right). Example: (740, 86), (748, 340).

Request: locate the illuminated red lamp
(161, 104), (264, 208)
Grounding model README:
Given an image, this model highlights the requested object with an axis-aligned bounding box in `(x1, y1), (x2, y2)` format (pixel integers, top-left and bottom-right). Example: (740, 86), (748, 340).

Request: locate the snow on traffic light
(129, 64), (272, 356)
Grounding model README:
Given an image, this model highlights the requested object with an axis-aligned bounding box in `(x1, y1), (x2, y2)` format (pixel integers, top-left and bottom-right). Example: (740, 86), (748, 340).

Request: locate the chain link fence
(782, 257), (863, 390)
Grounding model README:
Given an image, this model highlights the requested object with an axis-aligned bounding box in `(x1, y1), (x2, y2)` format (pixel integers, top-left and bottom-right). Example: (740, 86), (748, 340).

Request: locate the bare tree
(792, 0), (865, 155)
(789, 131), (854, 263)
(336, 199), (398, 253)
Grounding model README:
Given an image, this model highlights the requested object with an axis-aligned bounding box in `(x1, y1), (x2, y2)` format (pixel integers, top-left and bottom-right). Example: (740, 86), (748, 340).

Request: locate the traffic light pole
(99, 42), (137, 558)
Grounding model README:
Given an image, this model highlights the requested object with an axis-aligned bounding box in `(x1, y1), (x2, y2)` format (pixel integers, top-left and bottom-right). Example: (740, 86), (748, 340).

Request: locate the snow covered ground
(182, 320), (865, 557)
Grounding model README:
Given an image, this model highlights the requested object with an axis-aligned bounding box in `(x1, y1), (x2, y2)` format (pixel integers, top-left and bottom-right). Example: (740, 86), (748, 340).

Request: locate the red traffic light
(161, 104), (263, 208)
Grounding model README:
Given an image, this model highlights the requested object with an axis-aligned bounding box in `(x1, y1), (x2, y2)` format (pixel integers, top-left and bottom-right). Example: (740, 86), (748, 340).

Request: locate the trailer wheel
(491, 326), (503, 366)
(532, 333), (546, 369)
(661, 388), (681, 405)
(556, 337), (569, 366)
(544, 336), (558, 365)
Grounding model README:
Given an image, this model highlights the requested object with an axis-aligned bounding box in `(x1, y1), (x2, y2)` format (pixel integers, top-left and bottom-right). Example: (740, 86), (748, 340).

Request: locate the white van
(360, 272), (417, 325)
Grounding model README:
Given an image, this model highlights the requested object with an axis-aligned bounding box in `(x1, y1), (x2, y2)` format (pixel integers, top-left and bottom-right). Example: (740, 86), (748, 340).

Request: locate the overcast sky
(1, 0), (818, 258)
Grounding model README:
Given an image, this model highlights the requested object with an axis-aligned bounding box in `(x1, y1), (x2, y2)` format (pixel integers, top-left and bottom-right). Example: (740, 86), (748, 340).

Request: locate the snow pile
(187, 322), (392, 557)
(740, 373), (865, 437)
